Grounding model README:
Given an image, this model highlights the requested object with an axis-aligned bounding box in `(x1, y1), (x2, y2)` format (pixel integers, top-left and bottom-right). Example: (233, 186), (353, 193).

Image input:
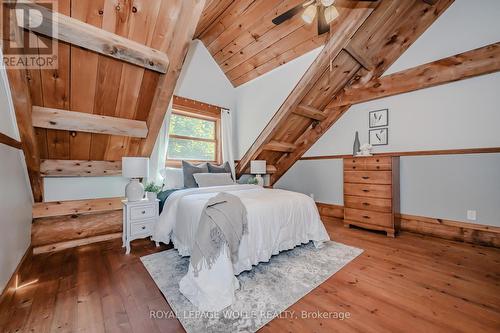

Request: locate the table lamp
(250, 160), (266, 186)
(122, 157), (149, 202)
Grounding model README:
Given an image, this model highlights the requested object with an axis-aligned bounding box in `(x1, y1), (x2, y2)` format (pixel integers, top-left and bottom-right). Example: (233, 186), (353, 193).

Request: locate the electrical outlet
(467, 210), (477, 221)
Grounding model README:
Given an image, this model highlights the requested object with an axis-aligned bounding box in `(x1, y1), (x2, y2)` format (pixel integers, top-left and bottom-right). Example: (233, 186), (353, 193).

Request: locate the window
(166, 97), (221, 168)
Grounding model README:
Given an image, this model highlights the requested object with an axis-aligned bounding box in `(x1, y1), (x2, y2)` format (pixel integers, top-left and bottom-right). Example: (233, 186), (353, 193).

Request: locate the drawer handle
(376, 166), (380, 169)
(353, 166), (356, 170)
(142, 226), (146, 230)
(362, 176), (370, 180)
(363, 202), (370, 206)
(362, 189), (369, 192)
(363, 215), (370, 219)
(376, 159), (380, 162)
(141, 210), (146, 214)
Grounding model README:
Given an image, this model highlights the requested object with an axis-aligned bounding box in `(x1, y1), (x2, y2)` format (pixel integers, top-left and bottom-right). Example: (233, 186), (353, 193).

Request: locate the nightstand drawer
(130, 205), (156, 220)
(130, 220), (156, 236)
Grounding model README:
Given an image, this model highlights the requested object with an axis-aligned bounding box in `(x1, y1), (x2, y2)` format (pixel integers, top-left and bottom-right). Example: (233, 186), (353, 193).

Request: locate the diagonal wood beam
(0, 132), (22, 150)
(32, 106), (148, 138)
(329, 42), (500, 108)
(269, 0), (455, 184)
(236, 3), (376, 177)
(139, 0), (207, 157)
(16, 0), (169, 73)
(263, 141), (298, 153)
(1, 1), (43, 201)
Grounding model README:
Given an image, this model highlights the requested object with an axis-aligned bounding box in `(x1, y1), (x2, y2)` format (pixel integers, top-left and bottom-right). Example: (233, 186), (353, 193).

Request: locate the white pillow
(193, 173), (235, 187)
(161, 168), (184, 189)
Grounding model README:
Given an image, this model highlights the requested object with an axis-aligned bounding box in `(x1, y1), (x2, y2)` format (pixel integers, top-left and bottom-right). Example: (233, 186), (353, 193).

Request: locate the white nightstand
(122, 199), (160, 254)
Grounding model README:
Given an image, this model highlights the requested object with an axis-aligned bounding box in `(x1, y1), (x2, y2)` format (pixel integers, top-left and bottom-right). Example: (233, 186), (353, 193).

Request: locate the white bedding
(153, 184), (330, 311)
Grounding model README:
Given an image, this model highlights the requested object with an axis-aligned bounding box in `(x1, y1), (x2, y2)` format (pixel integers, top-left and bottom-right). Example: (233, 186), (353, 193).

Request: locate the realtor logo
(1, 0), (58, 69)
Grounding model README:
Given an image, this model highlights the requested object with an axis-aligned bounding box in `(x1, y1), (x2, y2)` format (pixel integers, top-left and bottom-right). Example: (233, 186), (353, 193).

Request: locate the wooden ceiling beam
(1, 1), (43, 202)
(293, 105), (327, 121)
(329, 42), (500, 108)
(263, 141), (298, 153)
(343, 43), (375, 71)
(236, 4), (376, 177)
(16, 1), (169, 73)
(41, 160), (121, 177)
(139, 0), (207, 157)
(32, 106), (148, 138)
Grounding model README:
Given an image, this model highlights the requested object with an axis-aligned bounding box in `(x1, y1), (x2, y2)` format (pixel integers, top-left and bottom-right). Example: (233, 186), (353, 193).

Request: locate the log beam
(33, 197), (123, 219)
(1, 2), (43, 201)
(293, 105), (327, 121)
(41, 160), (121, 177)
(263, 141), (298, 153)
(329, 42), (500, 108)
(32, 106), (148, 138)
(16, 1), (169, 73)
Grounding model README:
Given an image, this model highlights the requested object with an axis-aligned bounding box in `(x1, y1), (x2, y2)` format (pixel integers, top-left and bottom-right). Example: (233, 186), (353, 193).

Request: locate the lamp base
(125, 178), (144, 202)
(255, 174), (264, 187)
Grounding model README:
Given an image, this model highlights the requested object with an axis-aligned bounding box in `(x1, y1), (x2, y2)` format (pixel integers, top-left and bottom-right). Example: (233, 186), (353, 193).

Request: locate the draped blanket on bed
(191, 192), (248, 276)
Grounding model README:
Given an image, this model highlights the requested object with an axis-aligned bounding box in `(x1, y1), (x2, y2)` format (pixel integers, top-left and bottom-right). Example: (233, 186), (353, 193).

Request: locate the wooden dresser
(343, 156), (400, 237)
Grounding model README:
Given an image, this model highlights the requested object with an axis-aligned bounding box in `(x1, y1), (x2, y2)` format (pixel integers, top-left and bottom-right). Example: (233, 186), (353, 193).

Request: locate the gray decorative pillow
(193, 173), (235, 187)
(208, 162), (232, 179)
(182, 161), (208, 188)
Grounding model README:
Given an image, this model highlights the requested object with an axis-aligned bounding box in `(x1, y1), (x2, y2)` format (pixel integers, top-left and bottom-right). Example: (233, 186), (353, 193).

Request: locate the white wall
(44, 40), (237, 201)
(275, 0), (500, 227)
(0, 65), (33, 292)
(234, 47), (322, 158)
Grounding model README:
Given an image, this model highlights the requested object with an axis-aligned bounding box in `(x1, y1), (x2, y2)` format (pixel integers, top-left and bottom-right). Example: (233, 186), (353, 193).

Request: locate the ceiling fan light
(321, 0), (335, 6)
(324, 5), (339, 24)
(302, 5), (317, 24)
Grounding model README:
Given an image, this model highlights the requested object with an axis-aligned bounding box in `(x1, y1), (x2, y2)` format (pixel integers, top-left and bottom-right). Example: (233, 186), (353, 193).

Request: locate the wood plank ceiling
(196, 0), (339, 87)
(26, 0), (201, 163)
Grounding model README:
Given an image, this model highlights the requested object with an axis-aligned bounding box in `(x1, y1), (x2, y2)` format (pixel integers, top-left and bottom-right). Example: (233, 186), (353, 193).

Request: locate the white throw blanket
(153, 185), (330, 311)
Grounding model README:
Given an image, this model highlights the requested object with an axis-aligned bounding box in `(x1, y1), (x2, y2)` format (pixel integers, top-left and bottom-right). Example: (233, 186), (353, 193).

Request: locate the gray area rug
(141, 241), (363, 333)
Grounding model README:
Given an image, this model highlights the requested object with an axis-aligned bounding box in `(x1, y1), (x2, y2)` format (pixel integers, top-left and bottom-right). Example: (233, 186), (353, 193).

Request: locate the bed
(153, 184), (330, 311)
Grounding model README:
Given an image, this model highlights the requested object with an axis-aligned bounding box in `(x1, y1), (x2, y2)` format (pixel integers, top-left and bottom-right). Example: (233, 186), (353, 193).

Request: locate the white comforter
(153, 184), (330, 311)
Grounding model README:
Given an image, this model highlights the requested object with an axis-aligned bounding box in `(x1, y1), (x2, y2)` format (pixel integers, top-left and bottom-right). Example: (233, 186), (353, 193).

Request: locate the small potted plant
(144, 182), (161, 201)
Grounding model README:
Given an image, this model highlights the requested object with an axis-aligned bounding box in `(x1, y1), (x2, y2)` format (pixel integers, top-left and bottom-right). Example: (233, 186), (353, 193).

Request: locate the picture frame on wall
(369, 109), (389, 128)
(369, 128), (388, 146)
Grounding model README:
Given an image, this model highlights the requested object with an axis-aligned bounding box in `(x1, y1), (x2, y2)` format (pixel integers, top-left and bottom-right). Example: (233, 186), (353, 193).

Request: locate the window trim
(166, 98), (222, 168)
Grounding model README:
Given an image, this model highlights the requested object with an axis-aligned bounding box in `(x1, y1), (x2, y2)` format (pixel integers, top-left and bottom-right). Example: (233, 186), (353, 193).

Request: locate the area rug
(141, 241), (363, 333)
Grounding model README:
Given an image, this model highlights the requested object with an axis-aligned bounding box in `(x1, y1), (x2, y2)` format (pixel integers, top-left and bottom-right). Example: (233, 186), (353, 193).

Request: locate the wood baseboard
(0, 245), (32, 305)
(398, 213), (500, 248)
(316, 202), (500, 248)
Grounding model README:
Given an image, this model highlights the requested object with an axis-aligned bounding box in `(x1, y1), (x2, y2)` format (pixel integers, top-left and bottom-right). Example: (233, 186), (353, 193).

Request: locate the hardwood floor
(1, 219), (499, 332)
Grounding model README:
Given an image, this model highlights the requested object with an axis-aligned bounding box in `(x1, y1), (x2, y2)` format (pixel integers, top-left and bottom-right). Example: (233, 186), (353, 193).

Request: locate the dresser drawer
(344, 171), (392, 184)
(130, 205), (156, 220)
(130, 220), (156, 236)
(344, 158), (365, 171)
(345, 208), (393, 228)
(365, 157), (392, 171)
(344, 183), (392, 199)
(344, 195), (392, 213)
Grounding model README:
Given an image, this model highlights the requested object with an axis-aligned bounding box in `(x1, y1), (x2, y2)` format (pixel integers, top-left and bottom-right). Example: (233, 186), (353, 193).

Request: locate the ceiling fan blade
(317, 6), (330, 35)
(272, 2), (306, 25)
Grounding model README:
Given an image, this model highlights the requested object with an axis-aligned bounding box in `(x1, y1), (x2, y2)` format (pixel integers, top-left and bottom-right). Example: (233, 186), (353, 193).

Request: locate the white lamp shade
(122, 157), (149, 178)
(250, 160), (266, 174)
(302, 5), (317, 24)
(321, 0), (335, 6)
(324, 5), (339, 24)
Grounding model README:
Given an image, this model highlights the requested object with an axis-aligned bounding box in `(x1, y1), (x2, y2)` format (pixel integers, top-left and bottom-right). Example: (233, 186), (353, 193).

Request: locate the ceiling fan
(272, 0), (377, 35)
